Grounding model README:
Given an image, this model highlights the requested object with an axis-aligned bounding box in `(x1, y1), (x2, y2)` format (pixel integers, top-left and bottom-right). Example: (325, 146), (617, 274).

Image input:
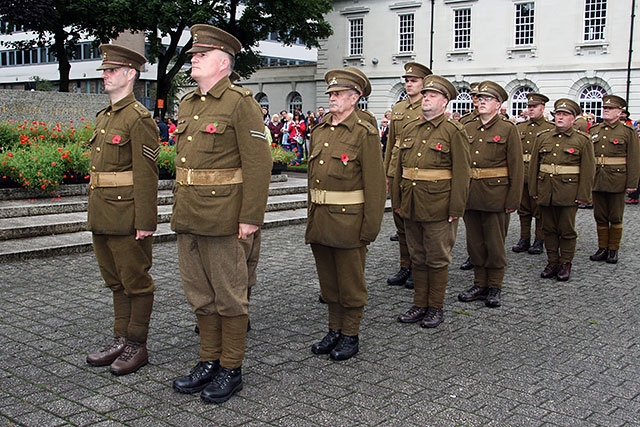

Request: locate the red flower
(493, 135), (501, 142)
(7, 152), (13, 158)
(568, 148), (575, 154)
(435, 143), (443, 151)
(51, 162), (57, 167)
(206, 123), (218, 134)
(341, 153), (349, 165)
(112, 134), (121, 144)
(613, 139), (619, 144)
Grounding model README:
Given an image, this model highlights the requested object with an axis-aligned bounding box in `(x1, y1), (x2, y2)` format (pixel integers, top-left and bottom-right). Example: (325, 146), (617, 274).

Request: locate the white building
(244, 0), (640, 122)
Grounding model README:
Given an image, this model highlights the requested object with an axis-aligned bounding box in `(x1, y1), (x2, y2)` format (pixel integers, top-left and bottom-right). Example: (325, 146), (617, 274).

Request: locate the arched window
(396, 89), (408, 103)
(287, 92), (303, 114)
(579, 85), (607, 120)
(510, 86), (533, 118)
(450, 88), (473, 115)
(255, 93), (269, 110)
(358, 96), (369, 111)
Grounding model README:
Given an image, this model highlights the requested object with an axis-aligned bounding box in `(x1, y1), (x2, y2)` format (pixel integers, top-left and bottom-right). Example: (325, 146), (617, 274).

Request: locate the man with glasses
(512, 93), (555, 255)
(529, 99), (594, 281)
(588, 95), (640, 264)
(457, 81), (523, 308)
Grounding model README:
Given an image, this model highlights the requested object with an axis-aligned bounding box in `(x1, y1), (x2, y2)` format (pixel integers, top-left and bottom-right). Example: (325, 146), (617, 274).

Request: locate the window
(358, 96), (368, 111)
(511, 87), (533, 118)
(288, 92), (303, 114)
(584, 0), (606, 41)
(450, 89), (473, 115)
(514, 2), (534, 46)
(453, 8), (471, 50)
(256, 93), (269, 110)
(579, 85), (606, 120)
(398, 14), (415, 53)
(349, 18), (364, 56)
(396, 89), (408, 103)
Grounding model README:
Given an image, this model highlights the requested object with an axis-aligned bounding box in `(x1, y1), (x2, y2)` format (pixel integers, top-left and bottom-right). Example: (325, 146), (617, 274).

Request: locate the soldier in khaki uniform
(170, 25), (272, 403)
(529, 99), (595, 281)
(307, 69), (386, 361)
(85, 45), (159, 376)
(458, 81), (523, 308)
(383, 62), (432, 288)
(588, 95), (640, 264)
(392, 75), (470, 328)
(512, 93), (555, 255)
(345, 66), (378, 128)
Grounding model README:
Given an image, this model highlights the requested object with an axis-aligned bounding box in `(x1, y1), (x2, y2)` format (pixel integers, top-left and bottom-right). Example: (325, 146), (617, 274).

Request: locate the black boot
(330, 335), (359, 361)
(200, 367), (243, 404)
(458, 285), (488, 302)
(528, 239), (544, 255)
(404, 271), (414, 289)
(485, 288), (502, 307)
(420, 308), (444, 328)
(606, 249), (618, 264)
(387, 267), (411, 286)
(511, 237), (530, 253)
(173, 360), (220, 393)
(459, 257), (474, 270)
(311, 329), (341, 354)
(589, 248), (608, 261)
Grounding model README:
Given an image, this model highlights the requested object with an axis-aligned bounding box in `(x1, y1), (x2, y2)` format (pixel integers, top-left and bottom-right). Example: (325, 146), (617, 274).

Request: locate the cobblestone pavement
(1, 207), (640, 426)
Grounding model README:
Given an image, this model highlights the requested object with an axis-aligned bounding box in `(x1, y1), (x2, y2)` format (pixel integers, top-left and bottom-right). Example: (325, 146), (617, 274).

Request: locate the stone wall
(0, 89), (109, 125)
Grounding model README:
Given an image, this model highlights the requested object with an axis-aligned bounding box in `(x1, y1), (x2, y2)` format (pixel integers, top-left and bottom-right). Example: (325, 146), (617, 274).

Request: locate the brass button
(200, 96), (206, 102)
(106, 112), (111, 116)
(316, 179), (320, 184)
(91, 166), (96, 171)
(553, 153), (557, 156)
(319, 160), (324, 165)
(134, 104), (138, 108)
(90, 185), (95, 190)
(96, 147), (101, 152)
(330, 127), (335, 131)
(211, 191), (216, 195)
(475, 150), (479, 154)
(117, 195), (122, 200)
(341, 208), (346, 212)
(187, 136), (193, 141)
(417, 153), (422, 157)
(472, 161), (477, 165)
(181, 157), (186, 163)
(100, 129), (105, 134)
(324, 143), (329, 147)
(422, 140), (426, 144)
(194, 115), (199, 120)
(479, 139), (483, 142)
(412, 182), (417, 186)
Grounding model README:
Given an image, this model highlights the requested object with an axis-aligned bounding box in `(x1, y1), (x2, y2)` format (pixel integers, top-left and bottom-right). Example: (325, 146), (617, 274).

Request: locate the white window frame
(511, 87), (533, 118)
(514, 2), (535, 46)
(453, 8), (472, 50)
(584, 0), (606, 41)
(348, 17), (364, 57)
(398, 13), (415, 53)
(451, 89), (473, 115)
(579, 85), (607, 120)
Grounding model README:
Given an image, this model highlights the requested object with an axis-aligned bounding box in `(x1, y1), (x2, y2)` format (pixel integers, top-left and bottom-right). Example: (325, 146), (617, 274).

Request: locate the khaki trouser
(539, 205), (578, 264)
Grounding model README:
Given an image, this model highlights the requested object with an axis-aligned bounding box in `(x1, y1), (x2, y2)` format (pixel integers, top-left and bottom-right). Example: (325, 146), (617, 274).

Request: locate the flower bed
(0, 120), (295, 193)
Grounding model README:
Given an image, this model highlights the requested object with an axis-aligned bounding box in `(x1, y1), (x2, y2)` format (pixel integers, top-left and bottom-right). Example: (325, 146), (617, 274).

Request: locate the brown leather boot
(556, 262), (572, 281)
(86, 336), (126, 366)
(110, 341), (148, 376)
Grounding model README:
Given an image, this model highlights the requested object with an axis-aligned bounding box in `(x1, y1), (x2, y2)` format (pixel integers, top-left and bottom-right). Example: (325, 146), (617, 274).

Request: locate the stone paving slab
(1, 206), (640, 426)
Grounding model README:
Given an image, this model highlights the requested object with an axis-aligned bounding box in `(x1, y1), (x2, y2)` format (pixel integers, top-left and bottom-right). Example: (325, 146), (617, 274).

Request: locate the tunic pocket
(104, 129), (131, 166)
(198, 121), (229, 153)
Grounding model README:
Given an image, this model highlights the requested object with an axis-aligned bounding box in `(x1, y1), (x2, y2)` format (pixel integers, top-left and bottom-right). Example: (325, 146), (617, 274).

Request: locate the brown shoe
(457, 285), (488, 302)
(86, 336), (126, 367)
(589, 248), (608, 262)
(556, 262), (572, 281)
(110, 341), (148, 376)
(540, 263), (559, 279)
(397, 305), (427, 323)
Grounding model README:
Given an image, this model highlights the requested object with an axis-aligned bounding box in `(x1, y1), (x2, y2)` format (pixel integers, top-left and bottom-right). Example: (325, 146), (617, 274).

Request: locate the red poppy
(493, 135), (501, 142)
(568, 148), (575, 154)
(206, 123), (217, 134)
(435, 143), (443, 151)
(51, 162), (56, 166)
(7, 152), (13, 158)
(613, 139), (619, 144)
(112, 134), (121, 144)
(341, 153), (349, 165)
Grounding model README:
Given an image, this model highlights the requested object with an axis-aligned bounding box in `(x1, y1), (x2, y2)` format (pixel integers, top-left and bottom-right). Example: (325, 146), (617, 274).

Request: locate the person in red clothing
(287, 111), (306, 165)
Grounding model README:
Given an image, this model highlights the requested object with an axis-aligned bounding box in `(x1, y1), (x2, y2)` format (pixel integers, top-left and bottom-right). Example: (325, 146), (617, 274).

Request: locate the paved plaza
(1, 206), (640, 426)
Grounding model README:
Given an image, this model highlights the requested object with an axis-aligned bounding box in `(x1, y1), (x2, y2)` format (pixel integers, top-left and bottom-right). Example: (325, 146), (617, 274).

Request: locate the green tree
(141, 0), (333, 117)
(0, 0), (143, 92)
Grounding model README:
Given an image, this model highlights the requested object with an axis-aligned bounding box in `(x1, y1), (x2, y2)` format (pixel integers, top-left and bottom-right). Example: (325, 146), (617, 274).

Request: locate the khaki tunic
(528, 128), (595, 206)
(87, 93), (159, 235)
(590, 121), (640, 193)
(171, 77), (272, 236)
(305, 111), (386, 248)
(465, 114), (524, 212)
(517, 116), (555, 184)
(459, 109), (479, 126)
(392, 114), (470, 221)
(383, 98), (423, 178)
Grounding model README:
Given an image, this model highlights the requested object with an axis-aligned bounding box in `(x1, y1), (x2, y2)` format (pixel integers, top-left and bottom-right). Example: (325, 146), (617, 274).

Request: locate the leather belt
(90, 171), (133, 188)
(176, 167), (243, 186)
(310, 189), (364, 205)
(470, 166), (509, 179)
(539, 164), (580, 174)
(596, 156), (627, 166)
(522, 153), (531, 163)
(402, 167), (452, 181)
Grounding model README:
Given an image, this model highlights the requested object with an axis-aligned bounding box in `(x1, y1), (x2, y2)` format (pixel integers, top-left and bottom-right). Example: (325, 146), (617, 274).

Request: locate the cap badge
(407, 66), (413, 73)
(560, 102), (567, 108)
(481, 85), (489, 91)
(426, 80), (435, 87)
(528, 96), (533, 102)
(605, 99), (611, 104)
(329, 77), (338, 85)
(102, 52), (108, 60)
(193, 33), (199, 43)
